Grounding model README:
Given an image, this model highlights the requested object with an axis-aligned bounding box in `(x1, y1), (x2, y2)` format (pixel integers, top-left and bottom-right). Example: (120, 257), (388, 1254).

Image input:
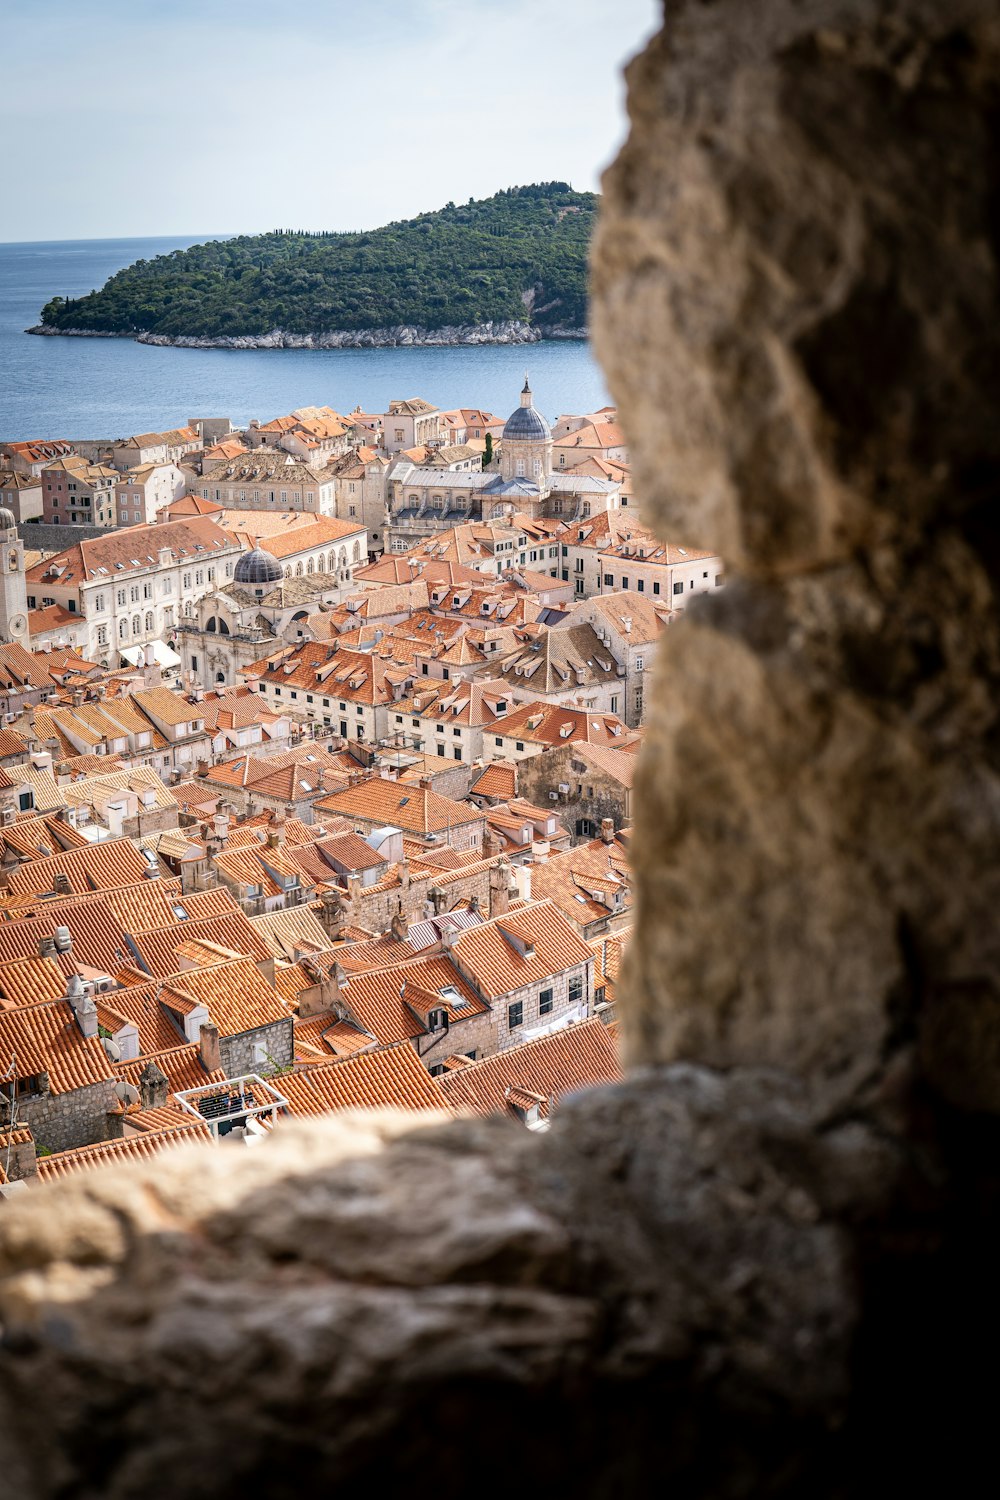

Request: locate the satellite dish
(102, 1037), (122, 1063)
(113, 1081), (139, 1106)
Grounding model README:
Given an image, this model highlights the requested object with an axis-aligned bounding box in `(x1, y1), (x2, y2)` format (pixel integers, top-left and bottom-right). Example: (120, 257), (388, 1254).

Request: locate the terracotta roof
(0, 1000), (115, 1094)
(126, 910), (272, 978)
(0, 955), (66, 1008)
(314, 778), (482, 835)
(34, 1125), (210, 1184)
(116, 1042), (224, 1094)
(494, 700), (631, 749)
(437, 1017), (621, 1119)
(470, 762), (518, 801)
(338, 953), (488, 1046)
(249, 903), (334, 961)
(26, 517), (239, 589)
(3, 838), (151, 898)
(279, 1043), (448, 1117)
(451, 900), (592, 1000)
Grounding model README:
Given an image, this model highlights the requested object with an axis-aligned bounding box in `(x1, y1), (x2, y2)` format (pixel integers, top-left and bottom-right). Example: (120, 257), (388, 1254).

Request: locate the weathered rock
(0, 1082), (861, 1498)
(593, 0), (1000, 1109)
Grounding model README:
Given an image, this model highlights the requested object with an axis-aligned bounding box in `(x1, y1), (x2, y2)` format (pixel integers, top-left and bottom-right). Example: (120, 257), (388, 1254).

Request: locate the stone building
(199, 450), (336, 516)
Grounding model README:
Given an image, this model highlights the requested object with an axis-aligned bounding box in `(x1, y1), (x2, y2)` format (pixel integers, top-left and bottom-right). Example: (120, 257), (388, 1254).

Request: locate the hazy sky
(1, 0), (660, 243)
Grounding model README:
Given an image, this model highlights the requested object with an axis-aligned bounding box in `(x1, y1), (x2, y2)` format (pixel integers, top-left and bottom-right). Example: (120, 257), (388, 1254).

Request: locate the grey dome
(503, 403), (551, 442)
(0, 508), (17, 532)
(235, 547), (283, 585)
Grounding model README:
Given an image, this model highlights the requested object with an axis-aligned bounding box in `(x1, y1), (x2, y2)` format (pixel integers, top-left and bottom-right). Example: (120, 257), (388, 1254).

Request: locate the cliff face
(3, 3), (1000, 1496)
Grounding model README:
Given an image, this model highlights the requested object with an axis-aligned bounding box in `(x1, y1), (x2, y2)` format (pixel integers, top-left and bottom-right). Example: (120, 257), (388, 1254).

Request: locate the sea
(0, 236), (610, 440)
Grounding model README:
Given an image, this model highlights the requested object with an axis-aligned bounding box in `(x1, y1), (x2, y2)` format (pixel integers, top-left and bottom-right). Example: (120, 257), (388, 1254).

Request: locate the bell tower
(0, 509), (29, 648)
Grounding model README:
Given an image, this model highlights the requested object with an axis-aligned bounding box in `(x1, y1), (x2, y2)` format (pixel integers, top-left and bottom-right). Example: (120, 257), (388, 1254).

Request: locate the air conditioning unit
(548, 791), (558, 801)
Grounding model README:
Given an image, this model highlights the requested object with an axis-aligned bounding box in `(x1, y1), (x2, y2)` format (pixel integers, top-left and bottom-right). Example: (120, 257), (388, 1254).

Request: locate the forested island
(31, 184), (596, 347)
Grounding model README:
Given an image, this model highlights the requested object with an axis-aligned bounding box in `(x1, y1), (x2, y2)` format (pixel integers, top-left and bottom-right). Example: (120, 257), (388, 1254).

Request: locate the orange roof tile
(278, 1044), (448, 1118)
(0, 1000), (116, 1094)
(451, 900), (593, 1000)
(437, 1016), (621, 1119)
(34, 1124), (210, 1184)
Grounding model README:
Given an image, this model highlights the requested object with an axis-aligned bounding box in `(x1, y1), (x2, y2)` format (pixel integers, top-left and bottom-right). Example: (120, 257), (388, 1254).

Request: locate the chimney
(138, 1059), (169, 1111)
(66, 975), (98, 1038)
(53, 871), (71, 896)
(319, 889), (345, 940)
(390, 905), (408, 942)
(199, 1022), (222, 1074)
(299, 958), (342, 1018)
(489, 859), (510, 918)
(37, 934), (56, 959)
(346, 871), (362, 909)
(601, 817), (615, 845)
(0, 1124), (37, 1181)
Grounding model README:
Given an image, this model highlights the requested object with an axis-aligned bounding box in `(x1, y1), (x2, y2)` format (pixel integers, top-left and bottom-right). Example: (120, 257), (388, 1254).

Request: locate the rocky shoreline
(25, 319), (588, 349)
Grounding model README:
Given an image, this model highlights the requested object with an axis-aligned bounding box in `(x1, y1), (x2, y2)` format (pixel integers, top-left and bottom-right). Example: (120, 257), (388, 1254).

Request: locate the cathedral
(385, 378), (621, 548)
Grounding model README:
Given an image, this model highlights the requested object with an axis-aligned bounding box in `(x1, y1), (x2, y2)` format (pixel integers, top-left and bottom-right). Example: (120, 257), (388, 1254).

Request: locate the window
(183, 573), (192, 590)
(575, 559), (584, 573)
(637, 578), (645, 592)
(539, 988), (553, 1016)
(94, 593), (105, 612)
(716, 573), (725, 586)
(117, 589), (126, 607)
(97, 625), (108, 646)
(673, 582), (684, 596)
(604, 574), (614, 587)
(635, 688), (643, 715)
(495, 736), (503, 746)
(569, 975), (584, 1005)
(653, 581), (660, 595)
(515, 741), (524, 752)
(428, 1064), (446, 1077)
(635, 656), (644, 671)
(453, 747), (461, 760)
(508, 1000), (523, 1030)
(437, 744), (445, 757)
(595, 986), (607, 1005)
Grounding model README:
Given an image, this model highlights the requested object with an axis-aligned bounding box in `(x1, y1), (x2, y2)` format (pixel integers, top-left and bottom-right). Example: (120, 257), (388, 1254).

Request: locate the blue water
(0, 236), (610, 439)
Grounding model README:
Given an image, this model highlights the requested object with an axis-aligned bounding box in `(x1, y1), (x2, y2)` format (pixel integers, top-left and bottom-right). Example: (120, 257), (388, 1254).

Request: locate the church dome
(234, 546), (283, 586)
(503, 378), (551, 442)
(0, 508), (17, 533)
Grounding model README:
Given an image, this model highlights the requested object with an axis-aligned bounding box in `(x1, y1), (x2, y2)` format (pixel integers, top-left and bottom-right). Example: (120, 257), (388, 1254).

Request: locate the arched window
(306, 557), (315, 574)
(206, 617), (217, 633)
(144, 611), (154, 632)
(352, 541), (361, 563)
(119, 618), (128, 640)
(218, 618), (230, 636)
(295, 561), (304, 577)
(284, 565), (292, 578)
(316, 554), (325, 572)
(327, 551), (336, 572)
(338, 548), (347, 572)
(215, 671), (225, 683)
(132, 614), (141, 635)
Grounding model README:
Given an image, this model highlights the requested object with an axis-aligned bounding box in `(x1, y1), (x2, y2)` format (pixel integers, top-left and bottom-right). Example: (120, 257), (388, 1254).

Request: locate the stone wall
(1, 5), (999, 1497)
(219, 1018), (294, 1079)
(12, 1080), (117, 1155)
(515, 746), (628, 842)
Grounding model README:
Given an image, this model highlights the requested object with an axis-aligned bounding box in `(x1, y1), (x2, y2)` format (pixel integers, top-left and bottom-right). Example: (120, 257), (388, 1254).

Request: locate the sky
(0, 0), (661, 243)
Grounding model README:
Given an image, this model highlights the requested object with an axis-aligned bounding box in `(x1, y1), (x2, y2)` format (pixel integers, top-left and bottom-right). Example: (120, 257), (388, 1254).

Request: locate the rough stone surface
(592, 0), (1000, 1109)
(2, 2), (1000, 1495)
